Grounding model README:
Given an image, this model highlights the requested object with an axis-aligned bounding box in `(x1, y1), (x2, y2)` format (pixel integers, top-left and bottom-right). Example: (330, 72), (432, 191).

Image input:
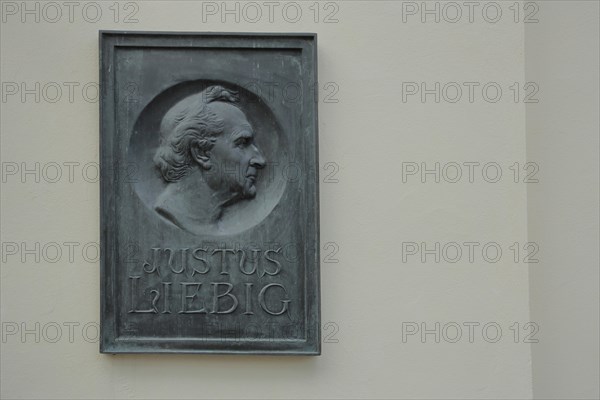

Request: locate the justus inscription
(100, 32), (320, 354)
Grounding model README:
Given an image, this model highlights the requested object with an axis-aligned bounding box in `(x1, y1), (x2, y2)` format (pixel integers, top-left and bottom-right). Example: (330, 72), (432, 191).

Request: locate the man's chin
(241, 182), (257, 199)
(242, 188), (257, 199)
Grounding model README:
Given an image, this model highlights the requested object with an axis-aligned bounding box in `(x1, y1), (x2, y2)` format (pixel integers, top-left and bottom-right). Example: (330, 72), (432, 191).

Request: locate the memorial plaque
(99, 32), (320, 354)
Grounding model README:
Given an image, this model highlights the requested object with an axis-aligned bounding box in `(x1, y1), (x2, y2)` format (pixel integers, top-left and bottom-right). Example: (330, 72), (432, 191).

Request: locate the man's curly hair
(153, 85), (240, 182)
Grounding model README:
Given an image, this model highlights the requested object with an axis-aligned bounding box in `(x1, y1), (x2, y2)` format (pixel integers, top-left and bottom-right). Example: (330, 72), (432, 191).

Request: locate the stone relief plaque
(100, 32), (320, 354)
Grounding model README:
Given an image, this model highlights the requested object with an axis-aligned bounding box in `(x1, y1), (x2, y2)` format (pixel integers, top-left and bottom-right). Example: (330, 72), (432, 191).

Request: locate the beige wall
(0, 1), (594, 399)
(526, 2), (600, 399)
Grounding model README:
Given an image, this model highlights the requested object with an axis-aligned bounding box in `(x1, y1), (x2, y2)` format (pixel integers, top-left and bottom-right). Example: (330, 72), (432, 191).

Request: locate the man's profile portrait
(153, 85), (266, 233)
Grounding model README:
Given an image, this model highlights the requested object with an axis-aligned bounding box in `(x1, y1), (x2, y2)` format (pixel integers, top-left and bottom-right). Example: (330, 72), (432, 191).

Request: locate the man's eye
(237, 138), (251, 146)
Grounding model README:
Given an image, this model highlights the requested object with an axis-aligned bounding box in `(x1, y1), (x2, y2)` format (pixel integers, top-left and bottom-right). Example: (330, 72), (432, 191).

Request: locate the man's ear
(190, 140), (212, 170)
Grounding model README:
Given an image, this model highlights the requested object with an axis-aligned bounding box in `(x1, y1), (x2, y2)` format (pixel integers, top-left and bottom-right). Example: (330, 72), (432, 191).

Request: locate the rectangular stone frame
(99, 31), (320, 355)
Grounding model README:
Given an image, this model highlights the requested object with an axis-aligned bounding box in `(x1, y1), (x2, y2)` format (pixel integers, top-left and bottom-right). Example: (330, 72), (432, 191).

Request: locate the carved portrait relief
(153, 86), (267, 233)
(129, 80), (288, 236)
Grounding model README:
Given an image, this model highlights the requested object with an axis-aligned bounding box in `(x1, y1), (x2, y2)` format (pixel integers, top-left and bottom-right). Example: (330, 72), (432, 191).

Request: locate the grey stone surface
(100, 31), (320, 354)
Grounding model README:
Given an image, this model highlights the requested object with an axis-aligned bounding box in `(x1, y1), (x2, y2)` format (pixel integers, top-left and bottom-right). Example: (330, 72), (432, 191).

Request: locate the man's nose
(250, 145), (266, 169)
